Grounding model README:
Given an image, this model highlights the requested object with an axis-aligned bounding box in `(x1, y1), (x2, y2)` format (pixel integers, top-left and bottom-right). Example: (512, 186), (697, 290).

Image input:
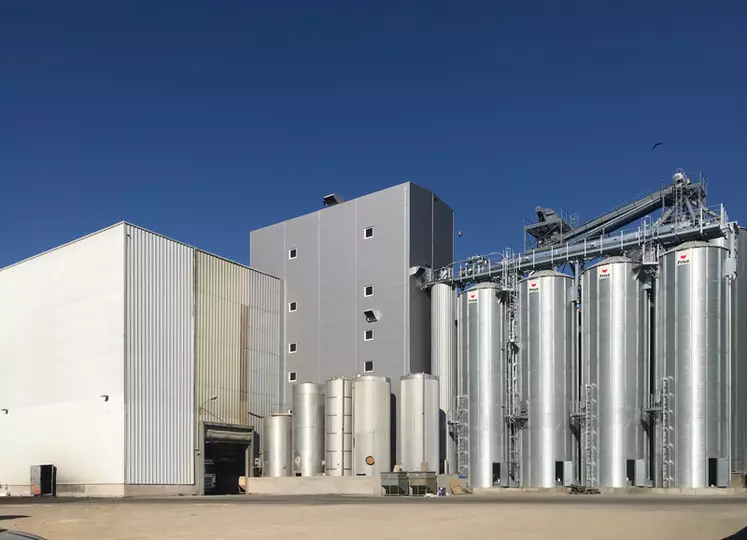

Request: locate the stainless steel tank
(582, 257), (649, 488)
(292, 382), (325, 476)
(399, 373), (440, 472)
(657, 241), (728, 488)
(262, 413), (293, 477)
(325, 377), (353, 476)
(519, 270), (575, 487)
(352, 375), (391, 476)
(431, 282), (457, 473)
(462, 283), (505, 488)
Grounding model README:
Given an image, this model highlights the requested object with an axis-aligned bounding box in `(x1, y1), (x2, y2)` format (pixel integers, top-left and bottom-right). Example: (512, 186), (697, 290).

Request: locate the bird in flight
(652, 142), (663, 150)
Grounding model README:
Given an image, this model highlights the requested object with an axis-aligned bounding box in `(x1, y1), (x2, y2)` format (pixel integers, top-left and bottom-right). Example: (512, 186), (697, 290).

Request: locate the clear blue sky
(2, 1), (745, 268)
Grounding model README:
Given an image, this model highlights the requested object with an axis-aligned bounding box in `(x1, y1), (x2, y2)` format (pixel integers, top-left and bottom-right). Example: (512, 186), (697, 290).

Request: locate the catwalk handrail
(427, 203), (731, 287)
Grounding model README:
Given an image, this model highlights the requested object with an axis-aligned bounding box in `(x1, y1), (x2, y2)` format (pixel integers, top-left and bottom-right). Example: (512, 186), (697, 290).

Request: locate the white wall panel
(124, 225), (195, 485)
(0, 225), (126, 487)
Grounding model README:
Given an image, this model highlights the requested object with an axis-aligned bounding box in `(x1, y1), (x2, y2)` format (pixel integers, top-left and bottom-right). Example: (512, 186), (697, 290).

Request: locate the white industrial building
(0, 222), (281, 497)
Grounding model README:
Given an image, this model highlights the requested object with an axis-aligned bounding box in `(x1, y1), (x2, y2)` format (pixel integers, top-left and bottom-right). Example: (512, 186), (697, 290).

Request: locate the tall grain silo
(461, 283), (505, 488)
(291, 382), (325, 476)
(519, 270), (575, 487)
(731, 228), (747, 477)
(431, 282), (457, 474)
(657, 241), (729, 488)
(399, 373), (440, 472)
(582, 257), (650, 488)
(325, 377), (353, 476)
(352, 375), (391, 476)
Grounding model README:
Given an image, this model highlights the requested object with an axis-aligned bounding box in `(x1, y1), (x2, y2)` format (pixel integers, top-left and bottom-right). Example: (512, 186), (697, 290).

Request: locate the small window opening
(364, 309), (378, 323)
(364, 285), (374, 297)
(364, 361), (374, 372)
(288, 372), (297, 382)
(288, 343), (297, 354)
(289, 301), (297, 312)
(364, 227), (374, 239)
(364, 329), (374, 341)
(288, 248), (297, 260)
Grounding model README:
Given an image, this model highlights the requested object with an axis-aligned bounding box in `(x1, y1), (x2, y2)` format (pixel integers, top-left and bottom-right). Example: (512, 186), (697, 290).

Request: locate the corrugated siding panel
(125, 225), (195, 485)
(248, 269), (282, 433)
(195, 252), (281, 435)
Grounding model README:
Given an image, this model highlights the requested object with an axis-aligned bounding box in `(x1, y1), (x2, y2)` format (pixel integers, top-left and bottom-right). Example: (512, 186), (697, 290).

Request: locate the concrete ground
(2, 494), (747, 540)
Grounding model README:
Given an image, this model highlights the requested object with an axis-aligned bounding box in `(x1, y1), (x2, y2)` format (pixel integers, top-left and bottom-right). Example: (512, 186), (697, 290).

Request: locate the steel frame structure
(428, 171), (737, 488)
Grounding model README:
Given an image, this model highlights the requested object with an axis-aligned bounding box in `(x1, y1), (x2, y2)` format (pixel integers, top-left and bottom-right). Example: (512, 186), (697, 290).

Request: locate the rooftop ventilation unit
(323, 193), (345, 207)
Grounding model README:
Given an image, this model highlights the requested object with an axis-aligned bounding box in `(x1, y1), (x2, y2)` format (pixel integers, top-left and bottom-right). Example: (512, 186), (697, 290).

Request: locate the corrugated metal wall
(125, 224), (195, 485)
(195, 251), (281, 432)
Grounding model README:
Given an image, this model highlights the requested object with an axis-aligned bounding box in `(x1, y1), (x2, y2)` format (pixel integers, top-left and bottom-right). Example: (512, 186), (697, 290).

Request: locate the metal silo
(582, 257), (649, 488)
(352, 375), (391, 476)
(399, 373), (440, 472)
(462, 283), (505, 488)
(325, 377), (353, 476)
(431, 282), (457, 473)
(262, 413), (293, 477)
(731, 228), (747, 475)
(292, 382), (325, 476)
(519, 270), (575, 487)
(657, 241), (729, 488)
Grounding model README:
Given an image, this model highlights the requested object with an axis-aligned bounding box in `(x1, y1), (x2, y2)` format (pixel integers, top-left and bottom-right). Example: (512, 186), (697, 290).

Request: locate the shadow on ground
(723, 527), (747, 539)
(0, 516), (27, 522)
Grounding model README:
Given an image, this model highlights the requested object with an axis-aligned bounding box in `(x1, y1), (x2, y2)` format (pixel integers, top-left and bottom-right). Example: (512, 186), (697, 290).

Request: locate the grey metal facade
(399, 373), (440, 472)
(291, 382), (325, 476)
(430, 282), (457, 473)
(519, 270), (575, 488)
(582, 257), (649, 488)
(657, 241), (728, 488)
(463, 283), (505, 488)
(124, 224), (196, 485)
(249, 183), (454, 406)
(195, 251), (282, 434)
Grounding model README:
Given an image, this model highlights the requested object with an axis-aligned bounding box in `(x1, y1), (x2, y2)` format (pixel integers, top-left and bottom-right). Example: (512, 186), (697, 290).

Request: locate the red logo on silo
(677, 250), (691, 266)
(528, 281), (540, 292)
(598, 265), (611, 278)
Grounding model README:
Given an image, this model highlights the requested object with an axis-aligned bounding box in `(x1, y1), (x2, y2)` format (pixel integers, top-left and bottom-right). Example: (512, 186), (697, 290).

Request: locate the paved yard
(2, 494), (747, 540)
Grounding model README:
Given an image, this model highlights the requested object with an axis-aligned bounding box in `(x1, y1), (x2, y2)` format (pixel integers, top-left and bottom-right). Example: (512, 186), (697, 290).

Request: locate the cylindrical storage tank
(325, 377), (353, 476)
(520, 270), (575, 487)
(431, 283), (457, 474)
(399, 373), (440, 472)
(582, 257), (649, 488)
(732, 228), (747, 475)
(352, 375), (391, 476)
(657, 241), (728, 488)
(462, 283), (505, 488)
(262, 414), (293, 477)
(292, 382), (325, 476)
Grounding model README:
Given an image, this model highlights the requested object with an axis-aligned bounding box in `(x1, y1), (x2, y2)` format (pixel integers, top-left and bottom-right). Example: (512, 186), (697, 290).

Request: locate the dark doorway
(204, 442), (247, 495)
(708, 458), (718, 488)
(492, 463), (501, 486)
(626, 459), (635, 485)
(555, 461), (564, 486)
